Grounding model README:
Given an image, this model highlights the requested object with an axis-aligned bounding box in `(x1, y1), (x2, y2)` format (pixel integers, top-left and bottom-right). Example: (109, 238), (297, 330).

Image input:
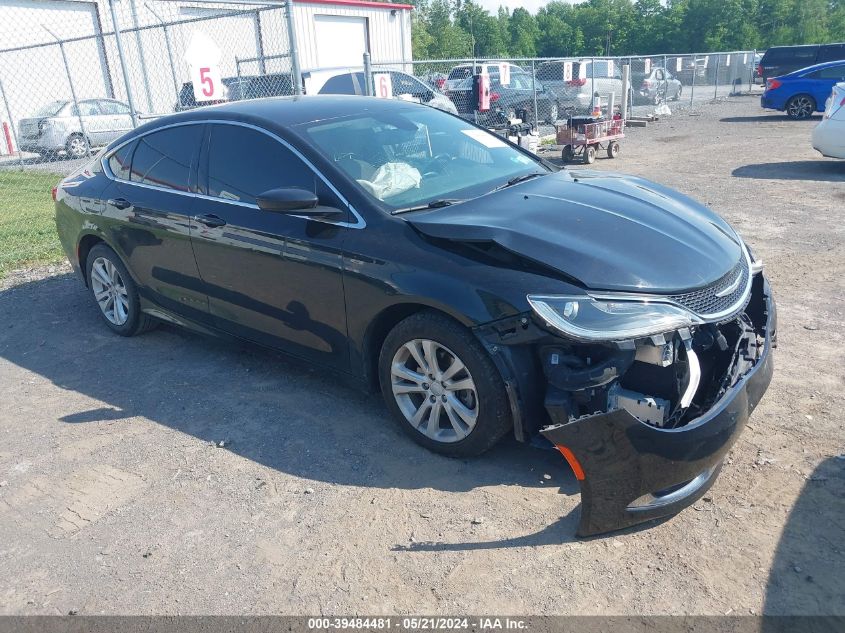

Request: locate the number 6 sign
(185, 31), (225, 102)
(373, 73), (393, 99)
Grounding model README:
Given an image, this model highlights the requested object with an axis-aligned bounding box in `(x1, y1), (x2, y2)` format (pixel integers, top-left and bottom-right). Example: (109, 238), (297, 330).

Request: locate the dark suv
(758, 43), (845, 81)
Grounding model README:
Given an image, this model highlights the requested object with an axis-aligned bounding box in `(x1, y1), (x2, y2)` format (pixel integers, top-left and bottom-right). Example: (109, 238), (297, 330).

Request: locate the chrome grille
(670, 257), (750, 318)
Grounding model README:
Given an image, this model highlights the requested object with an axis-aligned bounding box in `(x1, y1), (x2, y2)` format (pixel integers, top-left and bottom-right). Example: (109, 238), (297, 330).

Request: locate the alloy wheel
(67, 136), (88, 159)
(390, 338), (478, 443)
(90, 257), (130, 325)
(788, 96), (814, 119)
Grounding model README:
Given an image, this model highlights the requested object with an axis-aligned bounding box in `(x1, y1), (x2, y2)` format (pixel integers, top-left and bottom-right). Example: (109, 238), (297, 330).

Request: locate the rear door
(96, 100), (133, 144)
(189, 122), (350, 370)
(806, 64), (845, 109)
(101, 123), (210, 322)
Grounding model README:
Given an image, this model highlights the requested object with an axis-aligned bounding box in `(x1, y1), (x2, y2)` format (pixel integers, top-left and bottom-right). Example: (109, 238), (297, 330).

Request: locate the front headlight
(527, 294), (702, 342)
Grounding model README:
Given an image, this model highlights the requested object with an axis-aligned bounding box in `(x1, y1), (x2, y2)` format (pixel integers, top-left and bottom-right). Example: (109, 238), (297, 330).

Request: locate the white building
(0, 0), (412, 149)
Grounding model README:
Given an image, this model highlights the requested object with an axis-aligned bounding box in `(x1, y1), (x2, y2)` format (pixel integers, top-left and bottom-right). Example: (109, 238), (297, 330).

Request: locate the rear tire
(65, 134), (89, 159)
(607, 141), (620, 159)
(86, 244), (157, 337)
(785, 94), (816, 120)
(378, 311), (512, 457)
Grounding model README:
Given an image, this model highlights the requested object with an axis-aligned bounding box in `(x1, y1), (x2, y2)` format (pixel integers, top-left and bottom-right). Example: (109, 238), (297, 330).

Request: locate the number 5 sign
(185, 31), (225, 102)
(373, 73), (393, 99)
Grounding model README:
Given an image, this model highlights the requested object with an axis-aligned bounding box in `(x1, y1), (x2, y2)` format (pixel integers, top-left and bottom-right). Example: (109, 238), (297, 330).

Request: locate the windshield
(301, 106), (549, 210)
(32, 100), (68, 117)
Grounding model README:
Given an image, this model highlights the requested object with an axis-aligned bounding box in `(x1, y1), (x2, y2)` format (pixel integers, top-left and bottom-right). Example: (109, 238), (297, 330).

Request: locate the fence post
(690, 55), (696, 106)
(284, 0), (302, 95)
(109, 0), (140, 127)
(531, 60), (539, 130)
(363, 52), (373, 96)
(590, 57), (595, 110)
(749, 49), (756, 92)
(145, 3), (180, 106)
(43, 26), (91, 158)
(254, 10), (266, 75)
(713, 54), (720, 101)
(620, 63), (629, 120)
(0, 77), (25, 169)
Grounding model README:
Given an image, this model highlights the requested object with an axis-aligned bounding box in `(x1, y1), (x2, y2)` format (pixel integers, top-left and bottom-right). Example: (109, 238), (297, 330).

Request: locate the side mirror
(256, 188), (343, 218)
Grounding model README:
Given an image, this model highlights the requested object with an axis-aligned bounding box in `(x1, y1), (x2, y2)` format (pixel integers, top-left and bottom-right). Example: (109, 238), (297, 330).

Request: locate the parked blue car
(761, 60), (845, 119)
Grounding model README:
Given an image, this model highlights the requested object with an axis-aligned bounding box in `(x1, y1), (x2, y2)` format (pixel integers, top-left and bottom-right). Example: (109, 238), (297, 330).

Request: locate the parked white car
(444, 62), (527, 91)
(812, 82), (845, 158)
(535, 59), (623, 113)
(18, 99), (134, 159)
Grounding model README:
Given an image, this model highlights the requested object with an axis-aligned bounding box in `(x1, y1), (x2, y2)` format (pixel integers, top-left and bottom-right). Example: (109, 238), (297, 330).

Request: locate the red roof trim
(294, 0), (413, 10)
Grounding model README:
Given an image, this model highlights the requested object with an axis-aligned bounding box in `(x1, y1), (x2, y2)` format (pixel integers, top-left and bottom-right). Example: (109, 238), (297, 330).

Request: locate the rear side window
(108, 141), (135, 180)
(129, 125), (202, 192)
(448, 67), (471, 80)
(319, 73), (358, 95)
(763, 46), (818, 64)
(807, 64), (845, 80)
(817, 44), (845, 63)
(206, 124), (315, 204)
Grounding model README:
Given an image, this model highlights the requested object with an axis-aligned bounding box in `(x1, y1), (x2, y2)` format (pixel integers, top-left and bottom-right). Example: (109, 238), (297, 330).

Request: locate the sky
(474, 0), (573, 15)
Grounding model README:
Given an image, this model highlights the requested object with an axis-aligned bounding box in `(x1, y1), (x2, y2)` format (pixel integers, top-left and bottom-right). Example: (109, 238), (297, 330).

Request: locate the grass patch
(0, 170), (65, 279)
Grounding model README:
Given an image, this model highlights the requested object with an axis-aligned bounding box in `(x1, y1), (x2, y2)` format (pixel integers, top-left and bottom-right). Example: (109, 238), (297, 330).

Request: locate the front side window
(129, 125), (202, 192)
(206, 124), (315, 204)
(301, 106), (549, 210)
(72, 101), (101, 116)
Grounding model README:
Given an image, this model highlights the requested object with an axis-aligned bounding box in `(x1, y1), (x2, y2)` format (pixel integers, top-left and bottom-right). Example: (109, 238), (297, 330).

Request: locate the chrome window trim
(101, 118), (366, 229)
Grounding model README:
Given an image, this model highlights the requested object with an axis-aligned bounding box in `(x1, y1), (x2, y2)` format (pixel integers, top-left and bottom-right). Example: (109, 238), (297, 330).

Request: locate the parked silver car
(18, 99), (133, 159)
(536, 59), (623, 113)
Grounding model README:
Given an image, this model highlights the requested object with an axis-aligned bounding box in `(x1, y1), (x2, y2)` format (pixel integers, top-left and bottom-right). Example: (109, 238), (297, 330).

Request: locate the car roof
(125, 95), (425, 137)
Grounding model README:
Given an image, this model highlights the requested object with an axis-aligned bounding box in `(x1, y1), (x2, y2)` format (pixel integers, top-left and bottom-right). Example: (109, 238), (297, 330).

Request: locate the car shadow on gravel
(0, 273), (581, 511)
(732, 161), (845, 182)
(763, 456), (845, 617)
(719, 114), (822, 123)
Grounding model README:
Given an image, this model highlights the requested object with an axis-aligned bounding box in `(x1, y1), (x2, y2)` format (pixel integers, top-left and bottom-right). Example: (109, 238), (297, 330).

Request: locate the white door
(314, 15), (368, 69)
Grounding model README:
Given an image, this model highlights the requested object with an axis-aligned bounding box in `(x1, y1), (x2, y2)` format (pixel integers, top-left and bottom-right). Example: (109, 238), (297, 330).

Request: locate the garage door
(313, 15), (368, 68)
(0, 0), (99, 48)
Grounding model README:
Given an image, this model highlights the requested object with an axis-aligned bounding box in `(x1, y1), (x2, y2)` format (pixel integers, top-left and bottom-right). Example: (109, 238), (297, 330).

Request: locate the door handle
(107, 198), (131, 210)
(193, 214), (227, 228)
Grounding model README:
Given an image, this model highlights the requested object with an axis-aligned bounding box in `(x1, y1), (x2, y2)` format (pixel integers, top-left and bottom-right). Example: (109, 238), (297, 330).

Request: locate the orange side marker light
(555, 445), (585, 481)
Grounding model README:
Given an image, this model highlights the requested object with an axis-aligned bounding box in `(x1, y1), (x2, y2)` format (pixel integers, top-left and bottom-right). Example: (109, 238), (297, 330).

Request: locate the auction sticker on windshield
(461, 129), (508, 148)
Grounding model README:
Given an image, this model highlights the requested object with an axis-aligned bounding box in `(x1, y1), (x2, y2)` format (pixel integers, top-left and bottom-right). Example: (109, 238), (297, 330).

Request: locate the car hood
(406, 170), (743, 294)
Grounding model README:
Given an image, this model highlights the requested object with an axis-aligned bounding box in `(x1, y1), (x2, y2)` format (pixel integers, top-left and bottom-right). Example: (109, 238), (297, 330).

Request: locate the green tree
(509, 8), (540, 57)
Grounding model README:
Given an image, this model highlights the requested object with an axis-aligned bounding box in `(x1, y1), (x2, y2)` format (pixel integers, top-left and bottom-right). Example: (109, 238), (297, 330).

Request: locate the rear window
(448, 67), (472, 80)
(536, 62), (564, 81)
(817, 44), (845, 63)
(762, 46), (818, 64)
(319, 73), (361, 95)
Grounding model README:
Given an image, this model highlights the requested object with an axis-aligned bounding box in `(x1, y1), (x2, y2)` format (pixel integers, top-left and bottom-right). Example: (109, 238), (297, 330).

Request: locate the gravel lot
(0, 95), (843, 616)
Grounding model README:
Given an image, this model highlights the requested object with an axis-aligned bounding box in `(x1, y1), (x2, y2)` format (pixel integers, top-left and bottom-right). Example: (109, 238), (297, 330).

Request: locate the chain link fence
(0, 0), (299, 277)
(366, 51), (758, 132)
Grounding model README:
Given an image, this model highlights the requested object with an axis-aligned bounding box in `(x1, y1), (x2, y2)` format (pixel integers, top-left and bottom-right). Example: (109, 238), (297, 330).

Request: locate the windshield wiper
(495, 172), (547, 191)
(391, 199), (464, 215)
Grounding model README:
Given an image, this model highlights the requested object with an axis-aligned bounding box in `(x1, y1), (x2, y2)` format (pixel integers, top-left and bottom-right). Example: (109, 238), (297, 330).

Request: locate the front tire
(65, 134), (89, 159)
(785, 94), (816, 120)
(86, 244), (157, 336)
(378, 311), (512, 457)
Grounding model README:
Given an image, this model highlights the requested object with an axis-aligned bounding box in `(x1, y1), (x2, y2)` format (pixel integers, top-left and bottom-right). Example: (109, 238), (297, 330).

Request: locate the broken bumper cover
(541, 285), (776, 537)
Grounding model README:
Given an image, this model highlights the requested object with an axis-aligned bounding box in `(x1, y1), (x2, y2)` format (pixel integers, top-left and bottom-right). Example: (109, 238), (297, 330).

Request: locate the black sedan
(55, 96), (775, 536)
(448, 72), (559, 126)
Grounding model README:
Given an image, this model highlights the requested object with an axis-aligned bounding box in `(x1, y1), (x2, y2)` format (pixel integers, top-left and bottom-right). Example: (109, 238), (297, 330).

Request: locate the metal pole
(129, 0), (154, 113)
(43, 26), (91, 158)
(363, 51), (373, 96)
(690, 55), (696, 106)
(0, 77), (25, 169)
(254, 10), (266, 75)
(109, 0), (140, 127)
(714, 54), (720, 101)
(284, 0), (302, 95)
(749, 49), (756, 92)
(531, 59), (538, 130)
(620, 64), (629, 120)
(145, 3), (180, 105)
(590, 56), (595, 110)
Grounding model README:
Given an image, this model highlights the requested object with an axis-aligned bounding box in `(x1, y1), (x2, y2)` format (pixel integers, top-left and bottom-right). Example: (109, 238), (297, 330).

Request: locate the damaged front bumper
(541, 277), (776, 536)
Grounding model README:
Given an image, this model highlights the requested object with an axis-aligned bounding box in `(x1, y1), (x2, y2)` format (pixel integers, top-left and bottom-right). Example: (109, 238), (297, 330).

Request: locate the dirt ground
(0, 95), (843, 616)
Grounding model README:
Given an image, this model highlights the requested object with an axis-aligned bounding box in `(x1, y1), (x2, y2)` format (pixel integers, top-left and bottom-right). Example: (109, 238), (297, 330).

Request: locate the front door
(189, 123), (350, 370)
